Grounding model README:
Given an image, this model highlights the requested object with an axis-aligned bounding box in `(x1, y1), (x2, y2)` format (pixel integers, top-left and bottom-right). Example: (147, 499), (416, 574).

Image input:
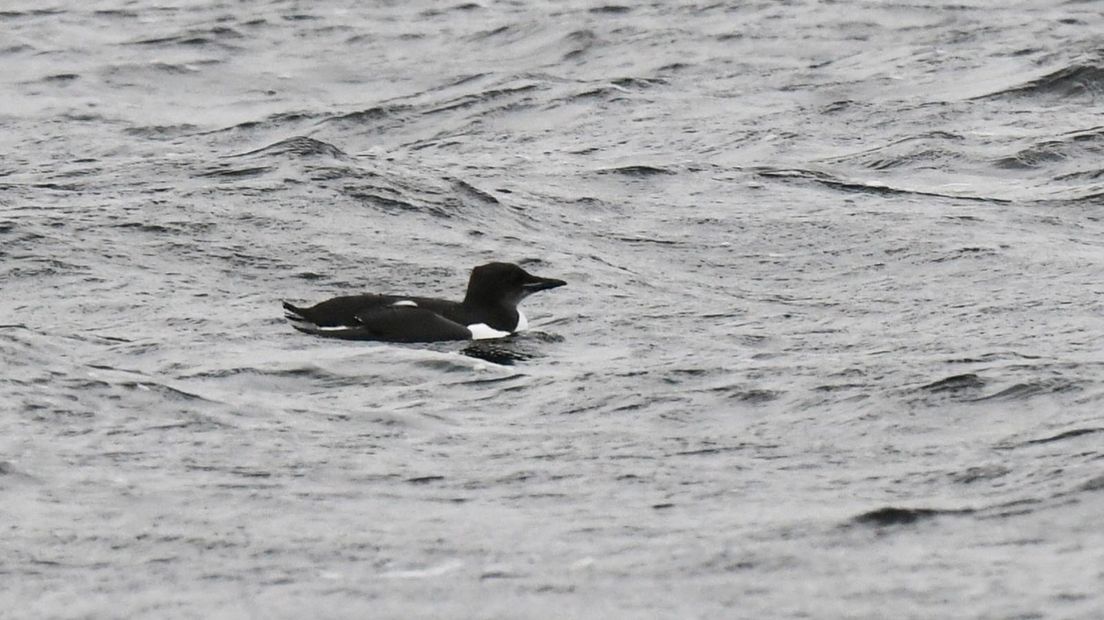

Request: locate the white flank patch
(515, 309), (528, 332)
(391, 300), (418, 307)
(288, 317), (346, 333)
(467, 323), (511, 340)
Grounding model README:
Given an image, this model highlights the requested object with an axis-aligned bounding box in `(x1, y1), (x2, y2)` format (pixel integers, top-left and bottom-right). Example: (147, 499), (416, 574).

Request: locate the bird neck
(462, 299), (519, 331)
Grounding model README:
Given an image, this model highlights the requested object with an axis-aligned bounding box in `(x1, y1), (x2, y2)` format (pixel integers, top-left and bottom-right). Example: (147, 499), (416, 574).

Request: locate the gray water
(3, 1), (1104, 618)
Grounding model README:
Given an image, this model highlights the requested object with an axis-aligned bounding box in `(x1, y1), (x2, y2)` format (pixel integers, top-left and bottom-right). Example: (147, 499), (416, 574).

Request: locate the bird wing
(349, 306), (472, 342)
(288, 305), (472, 342)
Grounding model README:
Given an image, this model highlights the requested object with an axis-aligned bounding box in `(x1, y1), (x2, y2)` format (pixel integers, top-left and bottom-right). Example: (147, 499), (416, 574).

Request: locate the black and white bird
(282, 262), (566, 342)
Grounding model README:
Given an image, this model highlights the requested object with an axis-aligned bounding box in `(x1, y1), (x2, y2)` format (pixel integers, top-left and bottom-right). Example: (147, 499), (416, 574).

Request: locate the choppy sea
(3, 1), (1104, 618)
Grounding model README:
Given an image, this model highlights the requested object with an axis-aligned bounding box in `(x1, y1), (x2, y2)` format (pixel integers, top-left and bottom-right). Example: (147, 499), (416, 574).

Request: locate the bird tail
(282, 301), (319, 334)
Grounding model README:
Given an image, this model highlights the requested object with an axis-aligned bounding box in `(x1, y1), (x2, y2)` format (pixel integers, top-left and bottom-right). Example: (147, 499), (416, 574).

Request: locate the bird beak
(521, 274), (566, 293)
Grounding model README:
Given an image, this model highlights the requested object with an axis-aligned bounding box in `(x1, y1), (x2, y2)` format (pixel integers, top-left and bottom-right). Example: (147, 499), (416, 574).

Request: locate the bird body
(282, 262), (565, 343)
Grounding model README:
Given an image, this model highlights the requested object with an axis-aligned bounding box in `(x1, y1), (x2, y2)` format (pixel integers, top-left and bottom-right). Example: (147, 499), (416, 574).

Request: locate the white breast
(467, 323), (511, 340)
(466, 310), (528, 340)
